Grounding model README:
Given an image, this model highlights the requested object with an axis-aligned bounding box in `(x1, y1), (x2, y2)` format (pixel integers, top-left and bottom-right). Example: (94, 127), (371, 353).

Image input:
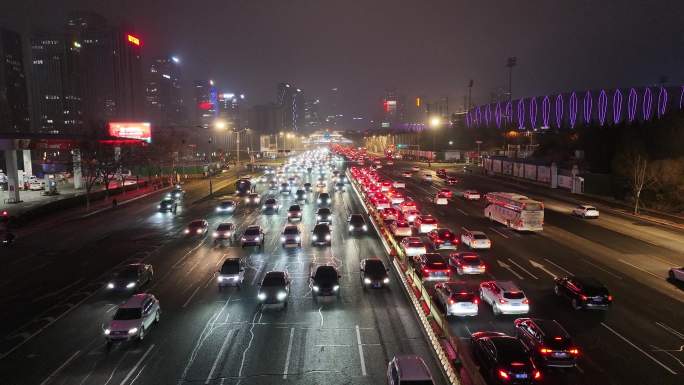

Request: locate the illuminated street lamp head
(429, 116), (442, 128)
(214, 120), (227, 130)
(171, 56), (180, 63)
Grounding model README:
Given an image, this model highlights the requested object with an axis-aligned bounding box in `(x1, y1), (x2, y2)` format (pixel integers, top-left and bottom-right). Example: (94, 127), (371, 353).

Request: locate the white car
(462, 190), (481, 200)
(572, 205), (599, 218)
(434, 282), (479, 317)
(668, 267), (684, 282)
(400, 237), (427, 257)
(104, 293), (160, 343)
(434, 194), (448, 205)
(390, 220), (413, 237)
(479, 281), (529, 316)
(29, 179), (44, 191)
(389, 194), (405, 205)
(461, 230), (491, 249)
(281, 224), (302, 248)
(392, 181), (406, 189)
(404, 209), (420, 223)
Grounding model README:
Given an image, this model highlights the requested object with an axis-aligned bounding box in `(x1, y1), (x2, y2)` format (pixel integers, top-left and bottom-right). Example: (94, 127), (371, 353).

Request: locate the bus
(484, 192), (544, 231)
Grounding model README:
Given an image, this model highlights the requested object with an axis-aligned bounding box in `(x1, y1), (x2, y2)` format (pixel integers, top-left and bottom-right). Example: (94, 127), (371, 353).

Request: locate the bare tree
(614, 148), (656, 214)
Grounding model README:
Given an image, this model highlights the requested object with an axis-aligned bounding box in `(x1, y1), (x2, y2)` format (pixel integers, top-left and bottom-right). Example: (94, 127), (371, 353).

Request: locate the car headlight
(312, 285), (319, 292)
(317, 199), (322, 203)
(157, 205), (161, 209)
(197, 229), (203, 234)
(213, 232), (219, 237)
(317, 215), (321, 220)
(312, 235), (318, 241)
(126, 282), (136, 289)
(216, 207), (221, 212)
(327, 199), (331, 203)
(295, 236), (301, 241)
(333, 285), (340, 291)
(281, 236), (286, 242)
(184, 229), (190, 234)
(325, 234), (331, 241)
(245, 198), (251, 203)
(364, 278), (372, 284)
(107, 282), (114, 289)
(128, 327), (138, 335)
(349, 225), (354, 231)
(254, 237), (260, 242)
(383, 277), (390, 284)
(258, 292), (266, 301)
(262, 205), (266, 209)
(362, 225), (368, 231)
(217, 276), (224, 282)
(277, 291), (287, 300)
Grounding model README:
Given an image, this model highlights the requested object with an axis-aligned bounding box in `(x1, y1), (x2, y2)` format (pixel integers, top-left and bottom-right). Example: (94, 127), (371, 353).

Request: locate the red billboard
(108, 122), (152, 143)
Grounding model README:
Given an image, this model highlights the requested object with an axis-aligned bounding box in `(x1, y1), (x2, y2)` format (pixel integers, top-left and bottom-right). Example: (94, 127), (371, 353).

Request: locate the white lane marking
(507, 258), (539, 280)
(172, 240), (205, 269)
(582, 259), (623, 280)
(489, 227), (510, 239)
(529, 259), (558, 280)
(618, 259), (662, 279)
(456, 208), (468, 216)
(205, 329), (235, 384)
(496, 259), (524, 280)
(282, 327), (295, 379)
(182, 285), (202, 308)
(543, 258), (573, 276)
(250, 262), (265, 285)
(601, 323), (677, 375)
(237, 311), (260, 384)
(39, 350), (81, 385)
(355, 325), (367, 376)
(655, 322), (684, 340)
(119, 344), (155, 385)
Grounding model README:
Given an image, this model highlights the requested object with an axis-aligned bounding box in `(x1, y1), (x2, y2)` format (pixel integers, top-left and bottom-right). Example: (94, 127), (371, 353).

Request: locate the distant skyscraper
(145, 56), (183, 127)
(303, 98), (321, 131)
(0, 28), (30, 133)
(276, 82), (304, 131)
(194, 80), (217, 128)
(217, 92), (244, 129)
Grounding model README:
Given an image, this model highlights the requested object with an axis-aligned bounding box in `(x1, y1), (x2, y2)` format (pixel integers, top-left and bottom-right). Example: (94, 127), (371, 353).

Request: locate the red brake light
(534, 370), (542, 380)
(423, 268), (431, 274)
(539, 347), (552, 355)
(498, 370), (509, 379)
(554, 336), (563, 340)
(473, 298), (479, 304)
(522, 298), (529, 304)
(569, 348), (580, 355)
(580, 295), (588, 301)
(510, 362), (525, 366)
(608, 295), (613, 301)
(448, 299), (455, 305)
(498, 299), (508, 304)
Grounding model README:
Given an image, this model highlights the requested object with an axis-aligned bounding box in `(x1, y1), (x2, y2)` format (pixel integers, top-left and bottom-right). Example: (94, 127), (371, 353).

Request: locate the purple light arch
(529, 97), (538, 128)
(657, 87), (668, 118)
(555, 94), (564, 128)
(628, 88), (638, 122)
(680, 86), (684, 110)
(475, 106), (482, 126)
(613, 89), (623, 124)
(583, 91), (593, 125)
(569, 92), (578, 128)
(465, 111), (471, 128)
(643, 87), (653, 120)
(517, 99), (525, 129)
(495, 102), (502, 128)
(542, 95), (550, 127)
(485, 104), (492, 126)
(598, 90), (608, 126)
(505, 101), (513, 125)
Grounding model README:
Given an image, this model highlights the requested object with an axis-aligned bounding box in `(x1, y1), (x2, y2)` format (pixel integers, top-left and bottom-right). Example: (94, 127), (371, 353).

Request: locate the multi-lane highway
(375, 160), (684, 385)
(0, 157), (446, 385)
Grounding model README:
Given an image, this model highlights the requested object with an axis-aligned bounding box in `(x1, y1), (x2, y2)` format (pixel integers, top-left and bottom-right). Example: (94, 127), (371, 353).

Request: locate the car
(388, 191), (405, 205)
(373, 197), (391, 210)
(386, 160), (394, 166)
(241, 225), (265, 248)
(479, 281), (530, 315)
(390, 220), (413, 237)
(404, 209), (420, 223)
(287, 204), (303, 221)
(461, 229), (491, 249)
(412, 253), (451, 281)
(244, 192), (261, 205)
(304, 182), (313, 191)
(184, 219), (209, 236)
(553, 276), (612, 310)
(212, 222), (236, 244)
(262, 198), (280, 213)
(669, 267), (684, 282)
(380, 207), (402, 222)
(316, 207), (332, 223)
(422, 173), (433, 183)
(280, 182), (292, 194)
(450, 252), (486, 275)
(317, 192), (331, 205)
(427, 228), (458, 250)
(347, 214), (368, 233)
(411, 166), (420, 172)
(312, 223), (332, 246)
(258, 271), (290, 308)
(167, 188), (184, 200)
(434, 192), (449, 205)
(268, 181), (278, 190)
(310, 264), (341, 299)
(158, 198), (177, 212)
(281, 224), (302, 248)
(413, 215), (438, 234)
(436, 168), (447, 178)
(446, 176), (458, 185)
(295, 189), (308, 202)
(434, 281), (479, 317)
(360, 258), (390, 289)
(392, 181), (405, 188)
(402, 171), (413, 178)
(471, 331), (541, 384)
(463, 190), (481, 200)
(380, 181), (392, 192)
(216, 200), (237, 213)
(514, 318), (579, 368)
(106, 263), (154, 291)
(387, 355), (435, 385)
(217, 258), (244, 289)
(316, 181), (327, 191)
(399, 200), (418, 213)
(400, 237), (427, 256)
(438, 188), (453, 198)
(334, 181), (345, 191)
(104, 293), (160, 343)
(572, 205), (599, 218)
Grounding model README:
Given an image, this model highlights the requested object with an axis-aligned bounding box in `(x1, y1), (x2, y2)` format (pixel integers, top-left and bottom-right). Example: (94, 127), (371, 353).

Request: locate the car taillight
(423, 268), (431, 274)
(498, 299), (508, 304)
(478, 264), (486, 270)
(539, 347), (552, 355)
(473, 298), (479, 304)
(533, 370), (542, 380)
(569, 348), (580, 355)
(522, 298), (529, 304)
(498, 370), (509, 379)
(448, 299), (455, 305)
(607, 295), (613, 301)
(580, 294), (588, 301)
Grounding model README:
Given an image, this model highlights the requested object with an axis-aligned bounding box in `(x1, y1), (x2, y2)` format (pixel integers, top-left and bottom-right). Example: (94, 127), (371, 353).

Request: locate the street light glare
(430, 116), (442, 128)
(214, 120), (227, 130)
(171, 56), (180, 63)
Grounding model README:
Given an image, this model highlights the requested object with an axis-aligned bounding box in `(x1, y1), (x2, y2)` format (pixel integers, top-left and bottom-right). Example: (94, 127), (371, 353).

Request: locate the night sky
(2, 0), (684, 121)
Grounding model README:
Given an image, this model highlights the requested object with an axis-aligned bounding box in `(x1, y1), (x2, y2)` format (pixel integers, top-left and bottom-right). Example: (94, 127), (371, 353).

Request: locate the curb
(80, 186), (173, 219)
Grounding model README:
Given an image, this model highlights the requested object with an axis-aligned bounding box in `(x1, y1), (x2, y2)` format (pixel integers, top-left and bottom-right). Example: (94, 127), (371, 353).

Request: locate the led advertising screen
(108, 122), (152, 143)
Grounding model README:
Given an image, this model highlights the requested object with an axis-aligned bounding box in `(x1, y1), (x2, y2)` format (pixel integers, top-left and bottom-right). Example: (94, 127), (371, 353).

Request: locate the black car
(347, 214), (368, 233)
(106, 263), (153, 291)
(287, 205), (302, 221)
(158, 198), (177, 212)
(310, 265), (341, 299)
(514, 318), (579, 368)
(316, 207), (332, 223)
(304, 182), (313, 191)
(312, 223), (332, 246)
(317, 192), (331, 205)
(167, 188), (184, 200)
(258, 271), (290, 308)
(471, 331), (541, 384)
(295, 189), (307, 202)
(334, 181), (345, 191)
(244, 192), (261, 205)
(360, 258), (389, 289)
(553, 276), (612, 310)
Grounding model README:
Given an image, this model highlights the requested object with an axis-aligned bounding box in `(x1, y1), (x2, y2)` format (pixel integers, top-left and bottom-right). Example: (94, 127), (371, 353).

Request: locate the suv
(281, 224), (302, 248)
(310, 264), (341, 299)
(412, 253), (450, 282)
(287, 205), (303, 221)
(347, 214), (368, 233)
(514, 318), (579, 368)
(241, 225), (265, 248)
(217, 258), (244, 289)
(413, 215), (437, 233)
(434, 281), (479, 317)
(106, 263), (154, 291)
(262, 198), (280, 213)
(427, 228), (458, 250)
(317, 192), (331, 205)
(479, 281), (530, 316)
(311, 223), (332, 246)
(104, 293), (160, 344)
(471, 331), (541, 384)
(387, 355), (435, 385)
(258, 271), (290, 309)
(553, 276), (612, 310)
(360, 258), (389, 289)
(316, 207), (332, 223)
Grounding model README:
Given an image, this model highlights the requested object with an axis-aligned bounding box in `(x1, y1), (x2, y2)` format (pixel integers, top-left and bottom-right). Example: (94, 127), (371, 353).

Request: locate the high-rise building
(248, 103), (284, 135)
(145, 56), (183, 127)
(217, 92), (245, 129)
(193, 79), (217, 129)
(303, 98), (321, 131)
(29, 32), (82, 134)
(112, 26), (144, 120)
(381, 89), (405, 127)
(276, 82), (304, 131)
(0, 28), (30, 133)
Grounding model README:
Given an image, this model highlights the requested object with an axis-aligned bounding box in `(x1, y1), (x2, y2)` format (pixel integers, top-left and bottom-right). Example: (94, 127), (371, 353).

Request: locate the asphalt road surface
(375, 161), (684, 385)
(0, 164), (446, 385)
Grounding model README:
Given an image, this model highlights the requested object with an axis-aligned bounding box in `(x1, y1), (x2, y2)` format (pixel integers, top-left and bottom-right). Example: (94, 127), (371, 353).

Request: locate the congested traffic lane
(374, 163), (684, 385)
(0, 160), (446, 385)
